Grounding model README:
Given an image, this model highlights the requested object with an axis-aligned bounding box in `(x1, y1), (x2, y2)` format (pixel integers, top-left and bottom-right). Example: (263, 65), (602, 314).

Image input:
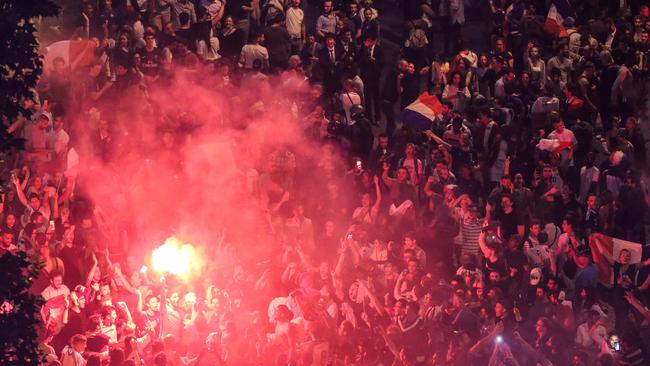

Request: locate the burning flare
(151, 237), (199, 280)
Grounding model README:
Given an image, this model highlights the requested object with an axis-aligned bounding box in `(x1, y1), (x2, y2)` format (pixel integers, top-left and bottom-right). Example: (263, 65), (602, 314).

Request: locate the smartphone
(356, 160), (362, 170)
(140, 265), (148, 273)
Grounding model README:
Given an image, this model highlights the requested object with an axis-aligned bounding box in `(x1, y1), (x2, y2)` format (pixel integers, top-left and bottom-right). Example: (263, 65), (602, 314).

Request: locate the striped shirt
(461, 217), (482, 255)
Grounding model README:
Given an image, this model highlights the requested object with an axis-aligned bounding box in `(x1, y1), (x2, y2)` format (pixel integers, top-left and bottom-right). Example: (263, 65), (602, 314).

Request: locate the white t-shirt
(42, 284), (71, 301)
(548, 128), (577, 166)
(48, 129), (70, 155)
(239, 44), (269, 69)
(285, 7), (304, 38)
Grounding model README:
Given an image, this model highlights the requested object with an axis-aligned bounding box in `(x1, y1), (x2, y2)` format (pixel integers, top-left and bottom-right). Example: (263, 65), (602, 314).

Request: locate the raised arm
(377, 326), (400, 358)
(469, 321), (503, 355)
(346, 236), (361, 267)
(478, 230), (491, 259)
(360, 280), (385, 316)
(333, 241), (348, 277)
(114, 265), (138, 294)
(381, 161), (393, 187)
(624, 291), (650, 323)
(393, 271), (407, 300)
(371, 175), (382, 214)
(85, 252), (99, 287)
(42, 189), (51, 216)
(52, 193), (60, 219)
(12, 174), (29, 207)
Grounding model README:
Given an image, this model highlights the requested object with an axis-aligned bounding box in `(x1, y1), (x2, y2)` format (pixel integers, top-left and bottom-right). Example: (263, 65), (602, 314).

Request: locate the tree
(0, 0), (60, 151)
(0, 2), (59, 364)
(0, 251), (45, 365)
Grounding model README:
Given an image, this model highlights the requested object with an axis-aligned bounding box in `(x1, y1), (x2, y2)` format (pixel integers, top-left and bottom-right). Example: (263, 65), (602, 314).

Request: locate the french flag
(400, 92), (444, 131)
(544, 0), (573, 38)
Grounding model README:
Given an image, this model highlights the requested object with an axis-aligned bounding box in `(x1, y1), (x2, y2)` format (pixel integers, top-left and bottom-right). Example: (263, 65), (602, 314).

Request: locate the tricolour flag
(544, 1), (573, 38)
(400, 92), (444, 131)
(589, 233), (643, 285)
(42, 40), (96, 73)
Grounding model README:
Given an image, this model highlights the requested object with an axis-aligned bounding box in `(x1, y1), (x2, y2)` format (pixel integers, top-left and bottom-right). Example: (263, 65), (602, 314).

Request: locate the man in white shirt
(239, 33), (269, 69)
(285, 0), (305, 52)
(42, 270), (71, 301)
(48, 114), (70, 156)
(547, 112), (577, 167)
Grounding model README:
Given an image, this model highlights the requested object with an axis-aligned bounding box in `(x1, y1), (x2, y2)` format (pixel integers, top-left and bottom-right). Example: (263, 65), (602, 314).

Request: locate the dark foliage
(0, 0), (60, 152)
(0, 251), (45, 365)
(0, 1), (59, 365)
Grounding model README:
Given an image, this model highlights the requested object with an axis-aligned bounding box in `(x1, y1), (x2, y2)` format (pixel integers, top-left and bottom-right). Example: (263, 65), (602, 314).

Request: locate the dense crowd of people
(5, 0), (650, 365)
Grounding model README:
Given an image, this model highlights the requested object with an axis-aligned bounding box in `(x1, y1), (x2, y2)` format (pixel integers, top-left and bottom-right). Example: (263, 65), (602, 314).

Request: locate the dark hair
(404, 248), (416, 257)
(101, 305), (116, 319)
(448, 71), (464, 87)
(87, 355), (101, 366)
(179, 12), (190, 26)
(109, 348), (125, 366)
(153, 352), (167, 366)
(563, 212), (578, 228)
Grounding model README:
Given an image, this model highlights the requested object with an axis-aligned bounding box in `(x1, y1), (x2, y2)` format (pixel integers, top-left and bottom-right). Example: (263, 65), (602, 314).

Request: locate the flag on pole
(42, 40), (96, 73)
(400, 92), (444, 131)
(589, 233), (643, 285)
(544, 0), (573, 38)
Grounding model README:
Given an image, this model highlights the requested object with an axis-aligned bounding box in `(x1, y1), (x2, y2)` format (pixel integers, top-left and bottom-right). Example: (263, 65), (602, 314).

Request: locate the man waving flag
(544, 0), (574, 38)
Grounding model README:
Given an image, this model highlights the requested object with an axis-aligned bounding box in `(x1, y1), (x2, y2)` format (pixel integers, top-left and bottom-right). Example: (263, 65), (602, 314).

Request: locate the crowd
(5, 0), (650, 365)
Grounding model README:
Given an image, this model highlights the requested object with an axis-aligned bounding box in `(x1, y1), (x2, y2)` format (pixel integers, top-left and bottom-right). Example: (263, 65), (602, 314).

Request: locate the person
(42, 270), (71, 302)
(171, 0), (197, 30)
(239, 32), (269, 70)
(316, 33), (343, 95)
(357, 36), (383, 124)
(547, 112), (577, 169)
(263, 15), (291, 69)
(9, 2), (650, 365)
(60, 334), (87, 366)
(442, 71), (470, 111)
(316, 1), (338, 39)
(285, 0), (305, 54)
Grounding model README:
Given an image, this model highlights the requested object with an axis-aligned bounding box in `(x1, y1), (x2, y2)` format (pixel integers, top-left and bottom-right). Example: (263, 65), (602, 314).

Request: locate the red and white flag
(42, 40), (96, 73)
(544, 4), (567, 38)
(589, 233), (643, 285)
